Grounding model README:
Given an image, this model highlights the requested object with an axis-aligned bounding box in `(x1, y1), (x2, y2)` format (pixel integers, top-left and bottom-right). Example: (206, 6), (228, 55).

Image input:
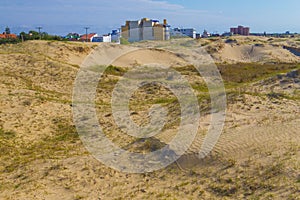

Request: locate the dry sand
(0, 37), (299, 199)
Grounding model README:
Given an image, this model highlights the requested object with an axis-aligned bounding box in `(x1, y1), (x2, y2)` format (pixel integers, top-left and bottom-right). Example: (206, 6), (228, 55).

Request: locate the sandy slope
(215, 43), (300, 63)
(0, 38), (300, 200)
(207, 36), (300, 64)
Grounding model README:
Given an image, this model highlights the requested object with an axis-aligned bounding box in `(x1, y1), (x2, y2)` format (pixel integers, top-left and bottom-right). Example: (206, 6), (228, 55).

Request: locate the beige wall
(153, 26), (165, 41)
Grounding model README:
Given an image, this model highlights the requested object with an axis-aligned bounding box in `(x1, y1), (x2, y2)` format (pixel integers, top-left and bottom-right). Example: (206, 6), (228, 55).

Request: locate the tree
(5, 26), (11, 34)
(28, 30), (40, 40)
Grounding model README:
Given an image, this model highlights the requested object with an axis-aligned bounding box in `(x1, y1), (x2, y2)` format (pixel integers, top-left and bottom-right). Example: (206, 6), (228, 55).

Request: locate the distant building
(79, 33), (98, 42)
(170, 28), (185, 38)
(65, 33), (80, 41)
(111, 29), (120, 43)
(180, 28), (196, 38)
(171, 28), (196, 38)
(230, 26), (250, 36)
(92, 34), (111, 43)
(121, 18), (170, 42)
(0, 32), (17, 39)
(196, 33), (201, 39)
(202, 30), (210, 38)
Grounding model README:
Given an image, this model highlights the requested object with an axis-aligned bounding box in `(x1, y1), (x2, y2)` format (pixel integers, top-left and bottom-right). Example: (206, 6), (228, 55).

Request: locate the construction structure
(230, 25), (250, 36)
(121, 18), (170, 42)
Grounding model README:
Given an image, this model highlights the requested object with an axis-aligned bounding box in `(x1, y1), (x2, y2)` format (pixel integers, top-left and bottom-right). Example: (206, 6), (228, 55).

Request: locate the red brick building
(230, 26), (250, 36)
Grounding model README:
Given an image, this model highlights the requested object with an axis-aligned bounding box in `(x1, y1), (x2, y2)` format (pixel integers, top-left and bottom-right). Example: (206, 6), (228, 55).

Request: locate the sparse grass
(120, 37), (130, 45)
(1, 39), (300, 200)
(104, 65), (127, 76)
(191, 83), (209, 92)
(218, 63), (299, 84)
(126, 138), (166, 153)
(262, 162), (284, 180)
(266, 92), (285, 99)
(209, 183), (238, 197)
(52, 118), (79, 143)
(74, 195), (84, 200)
(151, 97), (177, 105)
(0, 118), (82, 174)
(225, 38), (238, 44)
(0, 128), (16, 139)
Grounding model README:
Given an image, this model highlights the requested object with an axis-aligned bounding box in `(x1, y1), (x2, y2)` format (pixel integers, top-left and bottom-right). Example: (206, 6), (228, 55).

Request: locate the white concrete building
(171, 28), (196, 38)
(142, 20), (155, 41)
(92, 34), (111, 43)
(128, 21), (140, 42)
(121, 18), (170, 42)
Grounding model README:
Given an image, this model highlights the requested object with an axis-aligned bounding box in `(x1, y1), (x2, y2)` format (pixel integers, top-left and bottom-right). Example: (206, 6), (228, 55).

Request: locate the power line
(84, 27), (90, 42)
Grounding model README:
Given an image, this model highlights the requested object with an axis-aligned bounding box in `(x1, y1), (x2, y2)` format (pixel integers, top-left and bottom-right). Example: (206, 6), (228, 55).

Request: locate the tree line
(0, 27), (67, 44)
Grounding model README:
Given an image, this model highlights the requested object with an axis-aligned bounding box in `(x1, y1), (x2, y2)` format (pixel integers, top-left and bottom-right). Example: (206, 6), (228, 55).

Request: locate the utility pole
(36, 27), (42, 40)
(21, 34), (24, 42)
(84, 27), (90, 42)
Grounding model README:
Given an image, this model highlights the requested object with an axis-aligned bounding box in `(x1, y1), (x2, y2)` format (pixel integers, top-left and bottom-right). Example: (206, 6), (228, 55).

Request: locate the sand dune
(112, 48), (187, 68)
(0, 38), (299, 199)
(216, 43), (300, 63)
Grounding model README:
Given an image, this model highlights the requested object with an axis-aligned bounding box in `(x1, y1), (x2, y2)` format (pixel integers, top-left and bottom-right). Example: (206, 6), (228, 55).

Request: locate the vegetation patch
(0, 128), (16, 140)
(0, 119), (82, 174)
(218, 63), (299, 83)
(104, 65), (127, 76)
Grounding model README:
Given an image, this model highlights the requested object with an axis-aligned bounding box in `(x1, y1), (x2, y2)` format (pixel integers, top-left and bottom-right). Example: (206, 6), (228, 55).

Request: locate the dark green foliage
(0, 38), (20, 45)
(19, 30), (67, 41)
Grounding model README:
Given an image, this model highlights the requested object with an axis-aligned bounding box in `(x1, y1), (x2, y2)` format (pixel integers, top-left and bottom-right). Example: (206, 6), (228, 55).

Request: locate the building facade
(230, 26), (250, 36)
(111, 29), (120, 43)
(171, 28), (183, 37)
(79, 33), (98, 42)
(171, 28), (196, 38)
(121, 18), (170, 42)
(180, 28), (196, 38)
(92, 34), (111, 43)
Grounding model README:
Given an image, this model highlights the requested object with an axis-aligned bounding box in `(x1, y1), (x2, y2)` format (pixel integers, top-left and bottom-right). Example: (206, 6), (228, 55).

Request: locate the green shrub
(120, 37), (130, 45)
(0, 38), (21, 45)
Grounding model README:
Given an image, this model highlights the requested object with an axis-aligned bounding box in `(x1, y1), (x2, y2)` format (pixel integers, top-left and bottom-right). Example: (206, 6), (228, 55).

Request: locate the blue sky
(0, 0), (299, 35)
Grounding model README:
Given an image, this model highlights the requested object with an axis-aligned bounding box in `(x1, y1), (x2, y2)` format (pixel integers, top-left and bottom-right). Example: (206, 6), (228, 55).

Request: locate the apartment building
(230, 25), (250, 36)
(121, 18), (170, 42)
